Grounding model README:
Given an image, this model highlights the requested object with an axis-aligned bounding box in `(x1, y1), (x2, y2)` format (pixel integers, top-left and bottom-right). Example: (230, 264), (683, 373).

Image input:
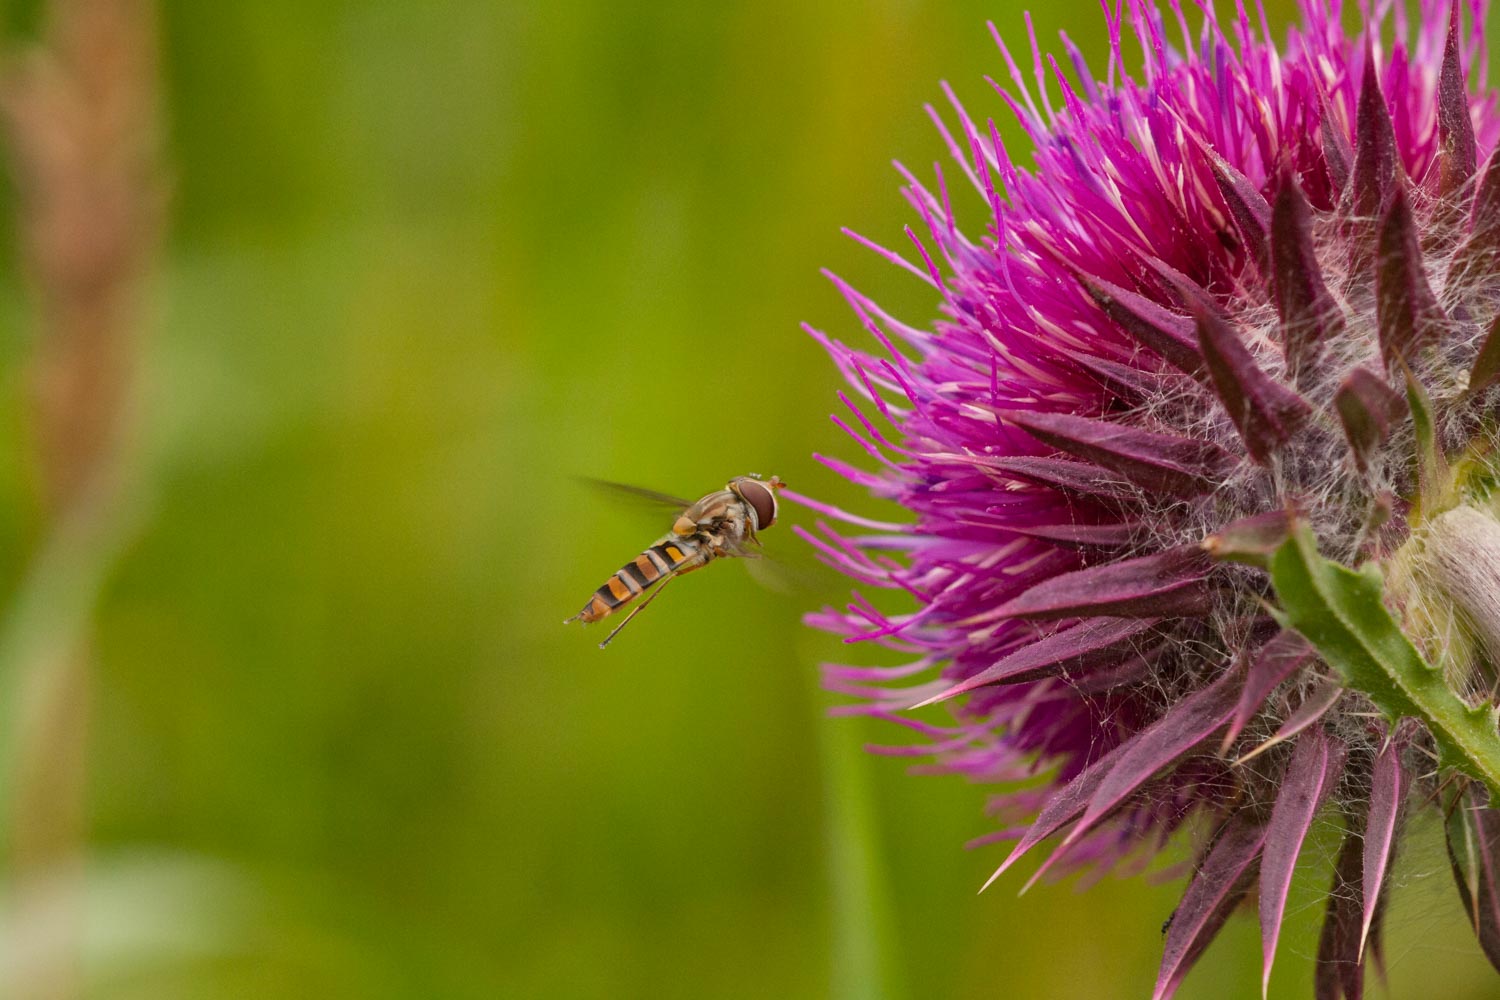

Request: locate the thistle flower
(800, 0), (1500, 994)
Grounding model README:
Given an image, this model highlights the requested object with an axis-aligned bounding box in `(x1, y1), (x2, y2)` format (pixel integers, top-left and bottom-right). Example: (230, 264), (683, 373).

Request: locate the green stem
(1269, 522), (1500, 798)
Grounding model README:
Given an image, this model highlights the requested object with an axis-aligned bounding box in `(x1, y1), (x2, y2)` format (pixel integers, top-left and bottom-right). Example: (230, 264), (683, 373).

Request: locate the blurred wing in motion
(734, 535), (831, 596)
(580, 478), (694, 516)
(743, 550), (801, 595)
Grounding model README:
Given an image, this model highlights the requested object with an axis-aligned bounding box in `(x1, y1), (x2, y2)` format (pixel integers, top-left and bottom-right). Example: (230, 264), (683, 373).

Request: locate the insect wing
(743, 551), (799, 595)
(581, 478), (696, 514)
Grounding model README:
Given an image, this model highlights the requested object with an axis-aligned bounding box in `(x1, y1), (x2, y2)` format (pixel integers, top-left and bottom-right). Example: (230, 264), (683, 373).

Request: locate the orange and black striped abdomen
(571, 540), (702, 623)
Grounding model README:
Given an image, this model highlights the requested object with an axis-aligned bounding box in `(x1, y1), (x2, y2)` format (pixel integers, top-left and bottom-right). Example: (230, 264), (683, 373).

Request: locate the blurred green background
(0, 0), (1494, 997)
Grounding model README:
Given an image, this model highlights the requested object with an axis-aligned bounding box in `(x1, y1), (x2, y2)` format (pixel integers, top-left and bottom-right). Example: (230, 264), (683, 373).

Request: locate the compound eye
(736, 478), (777, 530)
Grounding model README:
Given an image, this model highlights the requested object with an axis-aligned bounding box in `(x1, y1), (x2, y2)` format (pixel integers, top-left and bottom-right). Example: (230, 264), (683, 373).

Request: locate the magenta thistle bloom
(801, 0), (1500, 994)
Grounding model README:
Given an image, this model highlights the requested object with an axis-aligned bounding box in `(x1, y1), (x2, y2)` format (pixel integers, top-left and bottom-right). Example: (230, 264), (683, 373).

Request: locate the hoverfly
(567, 474), (786, 648)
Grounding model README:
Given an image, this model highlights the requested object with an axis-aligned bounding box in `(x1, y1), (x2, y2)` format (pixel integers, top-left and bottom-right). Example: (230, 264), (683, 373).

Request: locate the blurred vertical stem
(814, 669), (908, 1000)
(0, 0), (162, 996)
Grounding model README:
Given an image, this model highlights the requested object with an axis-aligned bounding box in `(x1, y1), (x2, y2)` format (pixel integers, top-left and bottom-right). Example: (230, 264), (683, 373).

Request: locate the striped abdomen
(571, 538), (707, 623)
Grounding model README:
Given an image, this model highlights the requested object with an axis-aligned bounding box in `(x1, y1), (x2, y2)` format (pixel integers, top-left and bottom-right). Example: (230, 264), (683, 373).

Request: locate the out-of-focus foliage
(0, 1), (1494, 997)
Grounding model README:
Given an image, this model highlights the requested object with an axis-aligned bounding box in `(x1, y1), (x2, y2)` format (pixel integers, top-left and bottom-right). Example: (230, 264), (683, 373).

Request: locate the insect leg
(597, 570), (680, 649)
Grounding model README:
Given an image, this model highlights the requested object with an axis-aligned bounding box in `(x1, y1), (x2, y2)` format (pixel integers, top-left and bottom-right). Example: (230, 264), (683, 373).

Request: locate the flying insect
(567, 475), (786, 648)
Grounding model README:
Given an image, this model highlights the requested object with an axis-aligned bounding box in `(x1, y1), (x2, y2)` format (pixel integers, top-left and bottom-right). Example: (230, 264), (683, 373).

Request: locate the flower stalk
(0, 2), (162, 997)
(1267, 520), (1500, 797)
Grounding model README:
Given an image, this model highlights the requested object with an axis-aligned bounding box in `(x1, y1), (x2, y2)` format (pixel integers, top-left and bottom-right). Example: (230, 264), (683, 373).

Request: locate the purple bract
(799, 0), (1500, 995)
